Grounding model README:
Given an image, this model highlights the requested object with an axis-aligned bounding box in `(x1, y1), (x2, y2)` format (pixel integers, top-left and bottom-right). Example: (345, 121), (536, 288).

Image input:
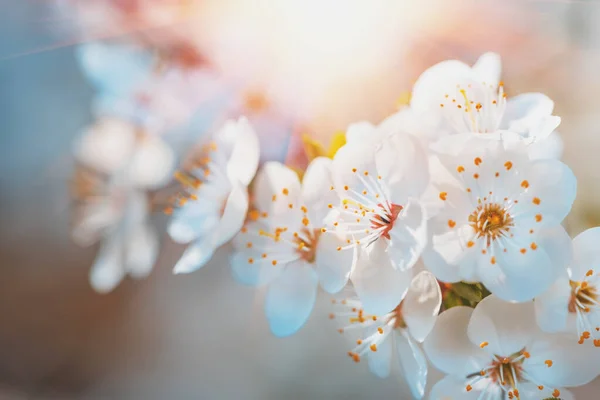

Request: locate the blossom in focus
(71, 117), (175, 292)
(424, 296), (598, 400)
(168, 117), (259, 273)
(535, 227), (600, 350)
(332, 271), (441, 399)
(327, 128), (429, 315)
(410, 52), (562, 159)
(231, 158), (353, 337)
(422, 133), (575, 302)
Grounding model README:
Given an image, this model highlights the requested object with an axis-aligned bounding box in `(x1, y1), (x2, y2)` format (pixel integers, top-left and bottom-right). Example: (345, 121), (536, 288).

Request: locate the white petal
(71, 200), (120, 246)
(89, 231), (125, 293)
(403, 271), (442, 343)
(534, 274), (571, 333)
(526, 332), (600, 387)
(367, 330), (393, 378)
(168, 210), (220, 244)
(315, 232), (353, 294)
(229, 250), (283, 287)
(350, 242), (412, 315)
(301, 157), (337, 224)
(471, 52), (501, 85)
(331, 140), (376, 200)
(173, 239), (216, 274)
(225, 117), (260, 186)
(501, 92), (554, 134)
(429, 375), (489, 400)
(571, 226), (600, 280)
(423, 306), (489, 377)
(253, 162), (302, 217)
(410, 59), (473, 113)
(528, 129), (563, 160)
(127, 136), (175, 189)
(516, 383), (573, 400)
(265, 262), (318, 337)
(375, 132), (429, 203)
(467, 295), (538, 356)
(387, 199), (427, 271)
(74, 118), (136, 173)
(211, 180), (249, 249)
(395, 331), (428, 399)
(483, 225), (571, 302)
(125, 222), (158, 279)
(345, 121), (376, 143)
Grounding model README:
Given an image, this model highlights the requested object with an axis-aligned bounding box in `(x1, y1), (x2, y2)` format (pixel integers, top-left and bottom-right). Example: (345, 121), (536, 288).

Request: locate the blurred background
(2, 0), (600, 398)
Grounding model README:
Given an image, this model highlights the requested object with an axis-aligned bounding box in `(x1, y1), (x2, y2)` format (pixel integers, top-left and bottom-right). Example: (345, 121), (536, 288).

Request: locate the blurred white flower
(410, 52), (562, 159)
(332, 271), (441, 399)
(168, 117), (259, 273)
(71, 117), (175, 293)
(423, 134), (575, 302)
(536, 227), (600, 350)
(425, 296), (597, 400)
(231, 158), (353, 337)
(327, 129), (429, 315)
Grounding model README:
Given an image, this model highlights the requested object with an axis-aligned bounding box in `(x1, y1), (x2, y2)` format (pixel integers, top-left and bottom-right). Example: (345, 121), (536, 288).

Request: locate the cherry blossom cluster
(71, 52), (600, 399)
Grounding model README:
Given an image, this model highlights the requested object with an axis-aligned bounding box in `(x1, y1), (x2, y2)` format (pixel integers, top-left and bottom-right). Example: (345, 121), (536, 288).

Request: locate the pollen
(535, 214), (543, 222)
(448, 220), (456, 228)
(480, 341), (489, 348)
(282, 188), (289, 195)
(504, 161), (513, 170)
(474, 157), (482, 166)
(272, 195), (277, 202)
(490, 256), (496, 264)
(248, 258), (254, 264)
(521, 180), (529, 188)
(370, 344), (377, 352)
(439, 192), (448, 201)
(533, 197), (541, 205)
(246, 242), (253, 248)
(457, 165), (465, 173)
(530, 242), (538, 250)
(544, 360), (553, 367)
(364, 171), (369, 176)
(467, 241), (475, 248)
(520, 248), (527, 254)
(272, 260), (277, 266)
(553, 389), (560, 397)
(344, 185), (349, 191)
(473, 173), (479, 179)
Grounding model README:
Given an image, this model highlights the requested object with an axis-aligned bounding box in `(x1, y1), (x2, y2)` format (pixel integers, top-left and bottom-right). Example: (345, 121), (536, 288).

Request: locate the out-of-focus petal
(403, 271), (442, 343)
(225, 117), (260, 186)
(315, 232), (353, 294)
(265, 262), (318, 337)
(173, 239), (216, 274)
(395, 331), (428, 399)
(125, 222), (158, 279)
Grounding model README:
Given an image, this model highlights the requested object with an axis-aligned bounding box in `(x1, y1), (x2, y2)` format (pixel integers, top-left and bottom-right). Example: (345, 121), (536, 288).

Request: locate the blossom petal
(225, 117), (260, 186)
(301, 157), (337, 224)
(265, 262), (318, 337)
(367, 329), (393, 378)
(253, 162), (302, 217)
(125, 222), (158, 279)
(173, 239), (216, 274)
(395, 331), (427, 399)
(89, 231), (126, 294)
(526, 333), (600, 387)
(168, 209), (220, 244)
(315, 232), (353, 294)
(471, 52), (501, 85)
(374, 132), (429, 203)
(501, 93), (554, 134)
(571, 227), (600, 281)
(534, 274), (571, 333)
(128, 135), (175, 189)
(403, 271), (442, 343)
(467, 295), (538, 356)
(345, 121), (376, 143)
(429, 375), (489, 400)
(387, 199), (427, 271)
(230, 250), (283, 287)
(411, 60), (473, 113)
(350, 242), (412, 315)
(528, 129), (563, 160)
(211, 180), (249, 248)
(515, 383), (573, 400)
(423, 306), (489, 377)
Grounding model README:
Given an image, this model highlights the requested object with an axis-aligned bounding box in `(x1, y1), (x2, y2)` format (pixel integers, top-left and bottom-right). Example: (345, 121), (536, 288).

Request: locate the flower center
(294, 228), (321, 263)
(486, 354), (525, 388)
(469, 202), (513, 246)
(370, 203), (403, 240)
(569, 280), (598, 314)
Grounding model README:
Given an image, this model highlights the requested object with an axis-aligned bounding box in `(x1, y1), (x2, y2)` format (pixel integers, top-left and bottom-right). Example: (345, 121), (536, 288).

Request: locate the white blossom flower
(410, 52), (562, 159)
(535, 227), (600, 351)
(230, 158), (353, 337)
(168, 117), (259, 273)
(332, 271), (441, 399)
(422, 134), (575, 302)
(71, 117), (175, 292)
(327, 129), (429, 315)
(424, 295), (598, 400)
